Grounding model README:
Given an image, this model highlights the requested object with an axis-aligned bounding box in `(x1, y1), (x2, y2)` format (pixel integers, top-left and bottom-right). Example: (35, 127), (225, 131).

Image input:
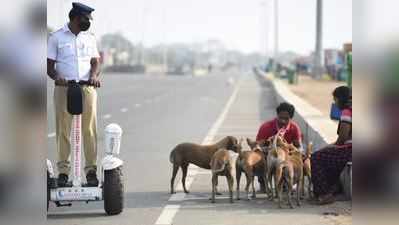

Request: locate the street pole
(162, 7), (168, 75)
(260, 1), (271, 67)
(313, 0), (323, 79)
(274, 0), (279, 75)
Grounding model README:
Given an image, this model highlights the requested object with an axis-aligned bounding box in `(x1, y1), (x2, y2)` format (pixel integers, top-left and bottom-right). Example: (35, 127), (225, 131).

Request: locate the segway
(47, 81), (124, 215)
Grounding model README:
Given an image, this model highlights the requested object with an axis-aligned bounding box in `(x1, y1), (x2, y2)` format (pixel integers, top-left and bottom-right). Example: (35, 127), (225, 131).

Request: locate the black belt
(55, 80), (91, 86)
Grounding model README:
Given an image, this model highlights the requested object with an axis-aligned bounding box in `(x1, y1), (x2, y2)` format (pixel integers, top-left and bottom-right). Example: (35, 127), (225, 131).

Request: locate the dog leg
(211, 174), (217, 203)
(236, 168), (241, 200)
(308, 175), (313, 198)
(267, 170), (274, 200)
(276, 167), (283, 208)
(300, 173), (305, 199)
(287, 177), (294, 209)
(227, 173), (234, 203)
(263, 174), (270, 198)
(245, 172), (251, 200)
(181, 164), (190, 194)
(251, 175), (256, 199)
(170, 164), (179, 194)
(215, 178), (222, 195)
(277, 180), (284, 209)
(297, 179), (302, 207)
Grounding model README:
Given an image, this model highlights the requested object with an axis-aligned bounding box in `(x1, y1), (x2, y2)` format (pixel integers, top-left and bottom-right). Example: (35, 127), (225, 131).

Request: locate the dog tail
(169, 149), (176, 164)
(306, 142), (313, 157)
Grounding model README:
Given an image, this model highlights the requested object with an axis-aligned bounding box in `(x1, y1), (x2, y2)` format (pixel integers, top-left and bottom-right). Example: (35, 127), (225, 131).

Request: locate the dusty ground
(287, 75), (346, 116)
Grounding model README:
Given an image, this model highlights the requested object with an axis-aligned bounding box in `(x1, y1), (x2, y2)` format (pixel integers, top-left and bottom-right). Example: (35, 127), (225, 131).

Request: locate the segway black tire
(103, 166), (124, 215)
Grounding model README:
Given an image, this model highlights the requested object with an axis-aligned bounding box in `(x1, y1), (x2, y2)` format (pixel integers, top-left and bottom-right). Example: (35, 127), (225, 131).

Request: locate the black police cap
(72, 2), (94, 19)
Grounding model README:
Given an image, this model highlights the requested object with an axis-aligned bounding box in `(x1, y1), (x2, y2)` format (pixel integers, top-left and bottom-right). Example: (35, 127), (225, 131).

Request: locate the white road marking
(120, 108), (128, 113)
(169, 193), (186, 202)
(155, 205), (181, 225)
(154, 79), (242, 225)
(103, 114), (112, 119)
(48, 132), (56, 138)
(135, 103), (142, 108)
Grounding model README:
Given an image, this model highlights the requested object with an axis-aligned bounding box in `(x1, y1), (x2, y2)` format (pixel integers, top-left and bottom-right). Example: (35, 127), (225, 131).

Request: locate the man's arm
(88, 57), (101, 87)
(47, 58), (66, 85)
(47, 58), (57, 80)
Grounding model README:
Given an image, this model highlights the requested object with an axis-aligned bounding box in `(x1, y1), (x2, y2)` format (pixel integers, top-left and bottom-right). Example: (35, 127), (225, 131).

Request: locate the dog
(210, 143), (241, 203)
(283, 142), (313, 199)
(169, 136), (239, 194)
(277, 149), (303, 209)
(235, 138), (269, 200)
(265, 134), (290, 200)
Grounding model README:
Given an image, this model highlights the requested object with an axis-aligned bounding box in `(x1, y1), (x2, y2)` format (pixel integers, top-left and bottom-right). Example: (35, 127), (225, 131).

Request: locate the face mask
(79, 20), (91, 31)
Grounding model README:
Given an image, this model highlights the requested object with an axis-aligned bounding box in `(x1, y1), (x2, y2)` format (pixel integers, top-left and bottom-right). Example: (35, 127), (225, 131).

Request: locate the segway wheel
(103, 166), (124, 215)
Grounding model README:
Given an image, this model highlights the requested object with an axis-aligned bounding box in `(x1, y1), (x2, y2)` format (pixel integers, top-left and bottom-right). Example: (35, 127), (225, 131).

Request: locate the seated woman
(311, 86), (352, 205)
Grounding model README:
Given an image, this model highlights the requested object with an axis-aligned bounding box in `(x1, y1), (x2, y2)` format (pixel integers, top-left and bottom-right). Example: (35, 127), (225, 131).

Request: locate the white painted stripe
(155, 205), (181, 225)
(135, 103), (142, 108)
(48, 132), (56, 138)
(155, 79), (242, 225)
(120, 108), (128, 113)
(103, 114), (111, 119)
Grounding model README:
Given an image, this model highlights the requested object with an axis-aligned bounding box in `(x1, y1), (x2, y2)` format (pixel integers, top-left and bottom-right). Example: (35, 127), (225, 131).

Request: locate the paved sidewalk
(168, 75), (351, 225)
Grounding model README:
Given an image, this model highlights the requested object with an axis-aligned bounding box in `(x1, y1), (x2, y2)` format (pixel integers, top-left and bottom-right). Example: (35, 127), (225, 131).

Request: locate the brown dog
(277, 150), (303, 209)
(210, 146), (240, 203)
(235, 138), (269, 200)
(284, 142), (313, 199)
(169, 136), (239, 194)
(266, 134), (290, 200)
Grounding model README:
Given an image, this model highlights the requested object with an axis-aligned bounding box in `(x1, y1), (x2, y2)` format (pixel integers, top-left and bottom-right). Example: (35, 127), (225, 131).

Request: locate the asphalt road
(46, 71), (242, 225)
(47, 72), (351, 225)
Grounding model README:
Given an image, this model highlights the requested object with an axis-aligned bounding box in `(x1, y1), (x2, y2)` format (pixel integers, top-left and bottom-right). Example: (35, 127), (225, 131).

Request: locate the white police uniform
(47, 24), (100, 81)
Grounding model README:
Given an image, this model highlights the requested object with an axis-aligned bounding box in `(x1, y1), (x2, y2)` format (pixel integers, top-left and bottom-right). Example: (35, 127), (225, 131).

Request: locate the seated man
(256, 102), (303, 192)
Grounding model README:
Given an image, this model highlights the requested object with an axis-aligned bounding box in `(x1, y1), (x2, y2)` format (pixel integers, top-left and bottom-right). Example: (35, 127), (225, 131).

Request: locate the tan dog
(169, 136), (239, 194)
(277, 150), (303, 209)
(266, 134), (290, 200)
(284, 142), (313, 199)
(235, 138), (269, 200)
(210, 145), (240, 203)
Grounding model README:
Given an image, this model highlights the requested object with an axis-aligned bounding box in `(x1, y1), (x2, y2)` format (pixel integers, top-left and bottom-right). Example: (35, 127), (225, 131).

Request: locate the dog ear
(246, 138), (257, 149)
(262, 139), (271, 147)
(227, 136), (237, 150)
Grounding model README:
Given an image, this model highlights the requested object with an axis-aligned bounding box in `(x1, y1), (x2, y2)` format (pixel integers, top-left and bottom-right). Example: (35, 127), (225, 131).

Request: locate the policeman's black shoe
(57, 174), (69, 187)
(86, 170), (99, 187)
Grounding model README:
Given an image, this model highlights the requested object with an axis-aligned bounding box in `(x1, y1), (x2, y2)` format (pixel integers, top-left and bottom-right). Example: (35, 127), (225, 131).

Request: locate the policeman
(47, 2), (101, 187)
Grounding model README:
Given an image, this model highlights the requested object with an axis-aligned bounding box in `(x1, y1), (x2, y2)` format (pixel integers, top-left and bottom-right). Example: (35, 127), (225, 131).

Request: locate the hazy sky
(47, 0), (352, 55)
